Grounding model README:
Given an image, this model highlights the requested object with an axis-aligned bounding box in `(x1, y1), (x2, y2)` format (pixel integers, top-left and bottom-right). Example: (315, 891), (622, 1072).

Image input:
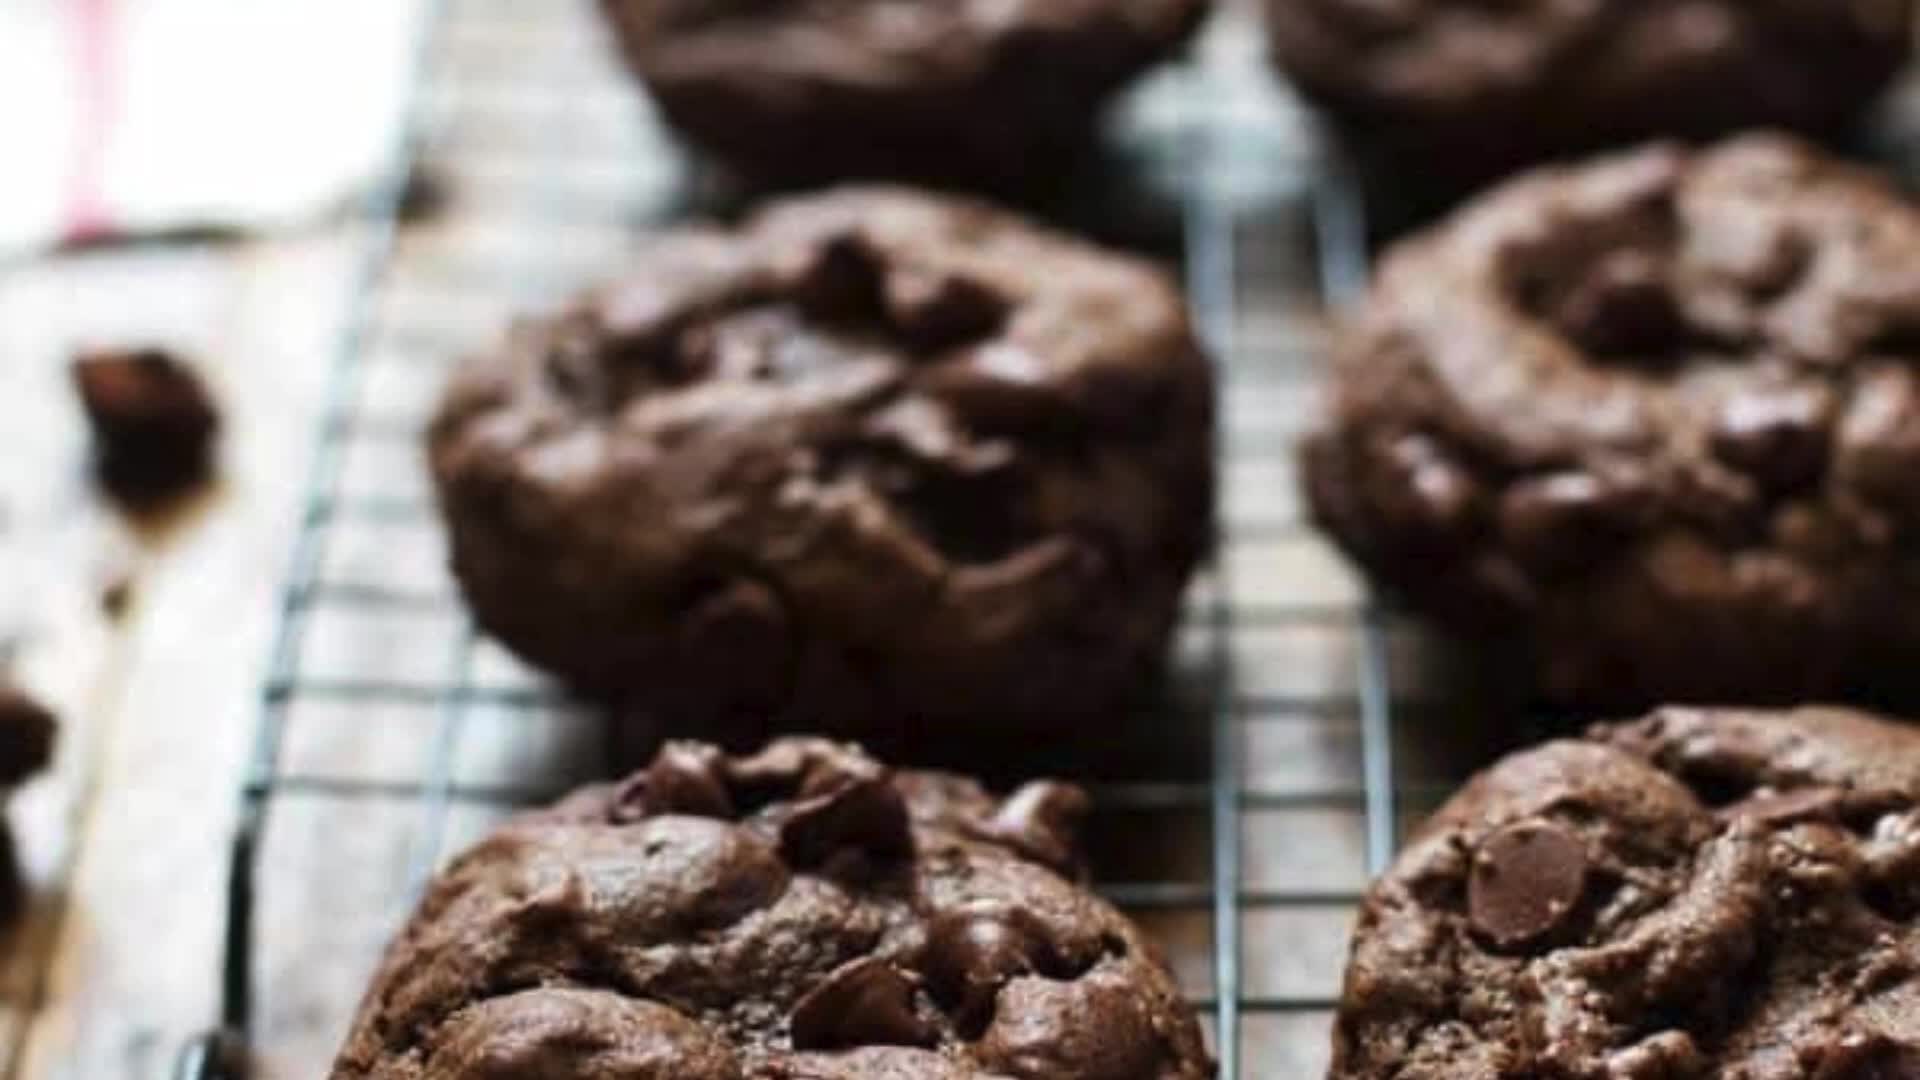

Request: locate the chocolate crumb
(72, 347), (219, 511)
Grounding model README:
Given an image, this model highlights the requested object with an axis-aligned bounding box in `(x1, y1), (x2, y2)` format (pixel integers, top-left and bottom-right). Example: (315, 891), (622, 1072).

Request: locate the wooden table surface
(0, 231), (367, 1077)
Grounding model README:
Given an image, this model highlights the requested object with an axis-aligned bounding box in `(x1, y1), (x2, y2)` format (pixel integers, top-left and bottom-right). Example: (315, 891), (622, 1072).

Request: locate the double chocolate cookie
(598, 0), (1209, 187)
(430, 187), (1213, 737)
(1335, 705), (1920, 1077)
(1266, 0), (1912, 189)
(331, 738), (1212, 1079)
(1305, 136), (1920, 708)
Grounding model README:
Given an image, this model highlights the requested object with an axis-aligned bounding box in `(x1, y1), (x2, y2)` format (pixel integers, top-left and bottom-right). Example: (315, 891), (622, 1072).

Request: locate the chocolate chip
(920, 343), (1070, 431)
(595, 289), (713, 385)
(918, 911), (1050, 1032)
(792, 743), (889, 800)
(977, 782), (1090, 875)
(1711, 382), (1834, 490)
(607, 775), (650, 825)
(885, 268), (1008, 351)
(779, 773), (914, 868)
(613, 742), (734, 823)
(1721, 787), (1842, 828)
(723, 738), (865, 814)
(974, 966), (1166, 1076)
(1743, 229), (1811, 299)
(726, 738), (818, 793)
(1468, 820), (1588, 951)
(785, 233), (884, 323)
(1552, 250), (1684, 360)
(1498, 469), (1648, 570)
(858, 398), (1015, 477)
(789, 956), (935, 1051)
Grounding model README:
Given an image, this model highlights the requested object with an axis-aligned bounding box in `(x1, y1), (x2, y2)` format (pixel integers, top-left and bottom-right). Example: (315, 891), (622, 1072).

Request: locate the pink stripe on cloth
(63, 0), (117, 244)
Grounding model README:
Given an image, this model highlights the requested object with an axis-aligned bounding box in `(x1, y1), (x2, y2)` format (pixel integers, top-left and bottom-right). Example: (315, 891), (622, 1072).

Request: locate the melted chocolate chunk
(1712, 382), (1835, 491)
(918, 911), (1051, 1032)
(975, 781), (1090, 876)
(778, 773), (914, 869)
(788, 957), (934, 1051)
(1467, 820), (1589, 951)
(613, 741), (734, 823)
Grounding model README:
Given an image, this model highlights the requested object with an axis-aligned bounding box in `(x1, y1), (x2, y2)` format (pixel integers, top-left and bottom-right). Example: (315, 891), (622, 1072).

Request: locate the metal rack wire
(174, 1), (1437, 1075)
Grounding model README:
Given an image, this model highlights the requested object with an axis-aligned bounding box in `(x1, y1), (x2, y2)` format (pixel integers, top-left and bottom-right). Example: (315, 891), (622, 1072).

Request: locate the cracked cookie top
(1305, 135), (1920, 707)
(1334, 705), (1920, 1078)
(330, 738), (1213, 1079)
(429, 187), (1213, 733)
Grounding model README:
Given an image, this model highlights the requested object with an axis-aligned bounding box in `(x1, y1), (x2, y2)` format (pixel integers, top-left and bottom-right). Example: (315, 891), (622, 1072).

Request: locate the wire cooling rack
(173, 0), (1519, 1076)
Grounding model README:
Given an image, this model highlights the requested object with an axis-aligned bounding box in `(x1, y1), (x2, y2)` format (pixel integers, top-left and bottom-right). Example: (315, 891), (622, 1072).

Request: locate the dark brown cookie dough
(71, 347), (219, 510)
(331, 738), (1213, 1079)
(1334, 705), (1920, 1079)
(430, 187), (1213, 736)
(598, 0), (1209, 187)
(1304, 136), (1920, 708)
(1266, 0), (1912, 190)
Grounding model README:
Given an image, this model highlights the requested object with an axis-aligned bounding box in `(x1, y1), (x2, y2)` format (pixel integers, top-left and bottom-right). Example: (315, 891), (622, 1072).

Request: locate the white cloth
(0, 0), (425, 255)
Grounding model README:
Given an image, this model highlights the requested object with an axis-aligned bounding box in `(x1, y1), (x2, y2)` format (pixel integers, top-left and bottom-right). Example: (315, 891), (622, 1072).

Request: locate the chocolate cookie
(1304, 136), (1920, 708)
(330, 738), (1213, 1079)
(1266, 0), (1912, 190)
(1334, 705), (1920, 1078)
(598, 0), (1209, 187)
(430, 187), (1213, 736)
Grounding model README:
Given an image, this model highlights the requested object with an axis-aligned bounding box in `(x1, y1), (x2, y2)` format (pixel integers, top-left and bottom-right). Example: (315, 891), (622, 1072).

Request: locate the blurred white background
(0, 0), (422, 254)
